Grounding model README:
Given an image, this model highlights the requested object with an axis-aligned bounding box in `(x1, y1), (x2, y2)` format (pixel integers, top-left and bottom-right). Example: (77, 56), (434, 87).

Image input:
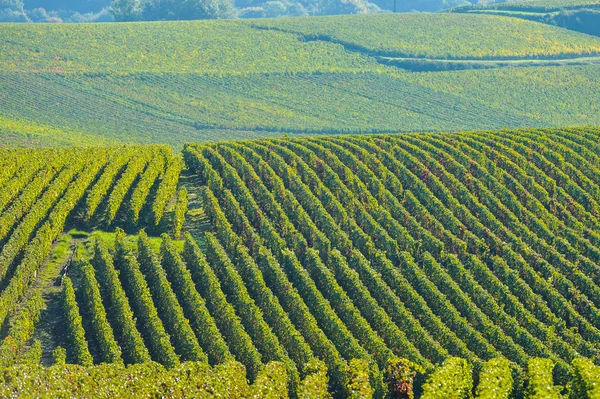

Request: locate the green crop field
(477, 0), (600, 12)
(2, 13), (600, 147)
(3, 66), (600, 147)
(2, 14), (599, 71)
(450, 0), (600, 35)
(251, 13), (600, 59)
(0, 20), (379, 74)
(2, 128), (600, 397)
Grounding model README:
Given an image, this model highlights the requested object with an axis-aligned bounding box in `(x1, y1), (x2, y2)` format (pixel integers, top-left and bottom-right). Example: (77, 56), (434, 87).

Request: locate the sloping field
(2, 128), (600, 397)
(3, 14), (599, 71)
(3, 14), (600, 146)
(471, 0), (600, 12)
(3, 66), (600, 147)
(401, 64), (600, 126)
(0, 20), (379, 74)
(251, 13), (600, 59)
(0, 116), (118, 147)
(0, 71), (540, 146)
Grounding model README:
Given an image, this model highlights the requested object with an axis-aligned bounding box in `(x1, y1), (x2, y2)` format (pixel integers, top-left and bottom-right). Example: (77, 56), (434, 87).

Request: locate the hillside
(2, 14), (600, 147)
(450, 0), (600, 37)
(1, 127), (600, 397)
(464, 0), (600, 12)
(251, 13), (600, 59)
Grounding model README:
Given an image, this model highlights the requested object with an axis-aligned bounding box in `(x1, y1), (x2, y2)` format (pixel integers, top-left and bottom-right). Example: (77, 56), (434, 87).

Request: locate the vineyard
(0, 20), (379, 75)
(2, 13), (600, 147)
(454, 0), (600, 13)
(251, 13), (600, 59)
(2, 66), (600, 147)
(0, 127), (600, 397)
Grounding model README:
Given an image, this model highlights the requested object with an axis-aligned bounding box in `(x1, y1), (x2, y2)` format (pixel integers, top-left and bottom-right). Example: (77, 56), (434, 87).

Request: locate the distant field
(401, 65), (600, 126)
(0, 21), (378, 74)
(0, 116), (118, 147)
(2, 14), (600, 147)
(251, 13), (600, 59)
(485, 0), (600, 11)
(3, 65), (600, 147)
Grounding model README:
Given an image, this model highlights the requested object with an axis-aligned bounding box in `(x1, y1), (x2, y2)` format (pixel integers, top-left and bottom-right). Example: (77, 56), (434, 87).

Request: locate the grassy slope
(2, 14), (600, 146)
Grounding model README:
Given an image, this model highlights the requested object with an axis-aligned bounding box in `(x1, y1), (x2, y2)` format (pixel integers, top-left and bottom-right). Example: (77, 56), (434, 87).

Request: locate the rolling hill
(450, 0), (600, 37)
(2, 13), (600, 147)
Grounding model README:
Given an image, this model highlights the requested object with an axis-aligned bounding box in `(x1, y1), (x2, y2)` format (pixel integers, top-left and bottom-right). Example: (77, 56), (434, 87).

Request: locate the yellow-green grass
(490, 0), (600, 11)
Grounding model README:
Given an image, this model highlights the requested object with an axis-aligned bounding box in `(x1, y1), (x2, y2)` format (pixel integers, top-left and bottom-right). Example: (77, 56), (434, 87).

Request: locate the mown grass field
(2, 127), (600, 398)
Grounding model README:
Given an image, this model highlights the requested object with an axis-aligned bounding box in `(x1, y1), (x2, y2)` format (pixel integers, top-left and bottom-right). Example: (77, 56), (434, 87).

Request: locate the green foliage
(385, 358), (424, 399)
(91, 237), (152, 364)
(3, 14), (600, 147)
(0, 291), (43, 368)
(299, 359), (331, 399)
(0, 20), (375, 74)
(162, 234), (233, 365)
(0, 360), (284, 397)
(153, 157), (183, 226)
(173, 186), (188, 238)
(62, 276), (94, 367)
(19, 340), (42, 366)
(129, 152), (167, 224)
(177, 228), (263, 380)
(348, 358), (374, 399)
(5, 127), (600, 398)
(465, 0), (600, 12)
(6, 66), (600, 147)
(475, 358), (514, 399)
(136, 231), (206, 362)
(52, 347), (67, 366)
(139, 0), (235, 20)
(78, 263), (123, 364)
(251, 361), (290, 399)
(570, 357), (600, 399)
(421, 358), (473, 399)
(526, 358), (564, 399)
(113, 230), (180, 368)
(110, 0), (140, 21)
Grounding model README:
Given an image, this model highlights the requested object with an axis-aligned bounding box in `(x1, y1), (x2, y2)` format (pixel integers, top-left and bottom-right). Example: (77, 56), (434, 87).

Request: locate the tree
(0, 0), (29, 22)
(139, 0), (235, 20)
(110, 0), (140, 21)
